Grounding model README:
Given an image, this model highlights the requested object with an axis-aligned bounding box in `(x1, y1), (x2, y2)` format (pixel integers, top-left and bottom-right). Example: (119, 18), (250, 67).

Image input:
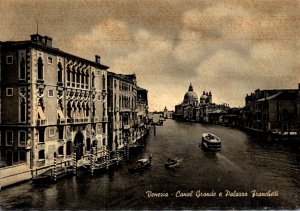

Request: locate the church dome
(183, 83), (198, 104)
(200, 91), (208, 100)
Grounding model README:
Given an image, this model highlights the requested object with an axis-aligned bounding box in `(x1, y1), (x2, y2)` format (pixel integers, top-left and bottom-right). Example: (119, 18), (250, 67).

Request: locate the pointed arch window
(76, 69), (80, 87)
(81, 71), (85, 88)
(37, 57), (44, 80)
(67, 101), (72, 118)
(20, 56), (26, 80)
(86, 72), (89, 89)
(102, 75), (106, 90)
(38, 150), (45, 160)
(72, 67), (76, 87)
(20, 98), (26, 123)
(66, 141), (72, 156)
(91, 72), (95, 88)
(67, 66), (71, 84)
(57, 62), (63, 83)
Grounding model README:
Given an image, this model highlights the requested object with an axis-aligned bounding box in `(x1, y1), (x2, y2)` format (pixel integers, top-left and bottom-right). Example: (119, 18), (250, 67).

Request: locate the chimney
(95, 55), (101, 64)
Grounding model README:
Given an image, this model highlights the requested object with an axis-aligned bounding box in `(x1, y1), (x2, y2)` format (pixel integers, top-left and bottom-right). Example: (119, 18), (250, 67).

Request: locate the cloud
(0, 0), (298, 111)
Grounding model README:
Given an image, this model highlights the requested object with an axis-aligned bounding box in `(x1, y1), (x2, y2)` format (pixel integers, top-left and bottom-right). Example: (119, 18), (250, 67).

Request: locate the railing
(91, 117), (99, 122)
(57, 118), (66, 124)
(123, 125), (130, 130)
(67, 118), (74, 123)
(37, 119), (48, 126)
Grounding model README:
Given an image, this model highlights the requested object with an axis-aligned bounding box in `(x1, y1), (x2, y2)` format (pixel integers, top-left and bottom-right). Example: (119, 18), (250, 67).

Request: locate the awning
(37, 106), (46, 120)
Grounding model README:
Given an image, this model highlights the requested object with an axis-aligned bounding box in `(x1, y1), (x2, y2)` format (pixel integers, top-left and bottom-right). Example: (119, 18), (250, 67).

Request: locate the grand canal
(1, 119), (300, 209)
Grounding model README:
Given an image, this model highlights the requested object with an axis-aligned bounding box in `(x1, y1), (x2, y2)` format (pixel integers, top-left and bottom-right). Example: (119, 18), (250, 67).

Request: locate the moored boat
(201, 133), (221, 151)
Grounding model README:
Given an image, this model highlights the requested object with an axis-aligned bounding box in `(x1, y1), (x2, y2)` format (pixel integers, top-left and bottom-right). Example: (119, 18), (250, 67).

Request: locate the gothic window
(86, 72), (89, 88)
(20, 56), (26, 80)
(38, 129), (45, 143)
(57, 62), (63, 83)
(38, 150), (45, 160)
(66, 101), (71, 118)
(58, 126), (64, 140)
(86, 138), (91, 151)
(6, 131), (13, 146)
(81, 71), (85, 88)
(76, 69), (80, 85)
(67, 66), (71, 82)
(66, 141), (72, 155)
(72, 68), (76, 86)
(102, 138), (105, 146)
(20, 98), (26, 122)
(37, 57), (44, 80)
(58, 146), (64, 156)
(102, 75), (106, 90)
(18, 131), (26, 146)
(91, 72), (95, 88)
(86, 103), (90, 117)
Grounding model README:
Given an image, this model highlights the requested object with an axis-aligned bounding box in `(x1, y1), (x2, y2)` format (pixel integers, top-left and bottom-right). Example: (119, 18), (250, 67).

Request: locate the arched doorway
(74, 131), (84, 160)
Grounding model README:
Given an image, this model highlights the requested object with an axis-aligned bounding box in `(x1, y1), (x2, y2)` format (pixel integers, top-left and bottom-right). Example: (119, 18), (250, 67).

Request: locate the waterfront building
(163, 106), (173, 119)
(0, 34), (109, 187)
(244, 88), (298, 133)
(107, 72), (148, 155)
(136, 86), (149, 139)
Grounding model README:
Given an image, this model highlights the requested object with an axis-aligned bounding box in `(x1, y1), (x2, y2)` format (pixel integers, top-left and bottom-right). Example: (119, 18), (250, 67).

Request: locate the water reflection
(1, 119), (300, 209)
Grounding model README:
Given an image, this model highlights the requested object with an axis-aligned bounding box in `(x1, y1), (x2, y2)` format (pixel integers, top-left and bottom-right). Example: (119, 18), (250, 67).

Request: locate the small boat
(271, 130), (298, 141)
(201, 133), (221, 151)
(128, 155), (152, 173)
(164, 158), (182, 168)
(32, 169), (52, 184)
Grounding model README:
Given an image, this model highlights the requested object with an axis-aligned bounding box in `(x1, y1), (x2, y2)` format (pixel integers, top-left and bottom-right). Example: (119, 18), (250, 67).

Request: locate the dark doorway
(74, 131), (84, 160)
(7, 150), (13, 166)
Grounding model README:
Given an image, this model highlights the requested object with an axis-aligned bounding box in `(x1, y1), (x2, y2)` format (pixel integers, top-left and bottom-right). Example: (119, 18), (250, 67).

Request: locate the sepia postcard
(0, 0), (299, 210)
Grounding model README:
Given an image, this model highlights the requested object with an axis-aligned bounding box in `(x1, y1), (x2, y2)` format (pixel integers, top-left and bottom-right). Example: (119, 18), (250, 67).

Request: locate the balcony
(67, 118), (74, 124)
(102, 116), (108, 122)
(37, 119), (47, 126)
(114, 107), (119, 112)
(123, 125), (130, 130)
(57, 118), (66, 124)
(91, 117), (99, 122)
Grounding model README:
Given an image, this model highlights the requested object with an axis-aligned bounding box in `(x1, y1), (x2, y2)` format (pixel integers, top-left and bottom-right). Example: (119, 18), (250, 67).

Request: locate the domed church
(173, 83), (229, 122)
(183, 83), (198, 106)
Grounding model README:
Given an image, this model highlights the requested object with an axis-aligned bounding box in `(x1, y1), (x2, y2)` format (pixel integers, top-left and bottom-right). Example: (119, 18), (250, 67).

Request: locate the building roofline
(1, 40), (109, 70)
(107, 71), (136, 84)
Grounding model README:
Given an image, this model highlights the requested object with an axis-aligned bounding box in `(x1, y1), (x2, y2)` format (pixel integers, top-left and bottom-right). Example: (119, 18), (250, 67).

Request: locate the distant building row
(173, 83), (300, 140)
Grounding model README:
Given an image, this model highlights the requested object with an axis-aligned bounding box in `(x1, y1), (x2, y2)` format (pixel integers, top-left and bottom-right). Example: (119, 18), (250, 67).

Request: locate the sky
(0, 0), (299, 111)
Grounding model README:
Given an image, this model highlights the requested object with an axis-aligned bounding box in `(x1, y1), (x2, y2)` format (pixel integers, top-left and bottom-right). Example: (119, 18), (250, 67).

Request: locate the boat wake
(165, 158), (183, 168)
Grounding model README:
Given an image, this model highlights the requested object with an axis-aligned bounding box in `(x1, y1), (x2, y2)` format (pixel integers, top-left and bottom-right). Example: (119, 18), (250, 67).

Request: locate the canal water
(1, 119), (300, 210)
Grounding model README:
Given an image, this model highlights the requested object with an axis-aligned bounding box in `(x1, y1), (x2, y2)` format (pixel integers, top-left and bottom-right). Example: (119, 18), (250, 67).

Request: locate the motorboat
(128, 155), (152, 173)
(201, 133), (221, 151)
(164, 158), (182, 168)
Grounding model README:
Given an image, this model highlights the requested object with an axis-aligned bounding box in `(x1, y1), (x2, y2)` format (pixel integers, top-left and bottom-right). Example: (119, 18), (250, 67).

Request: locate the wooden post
(53, 152), (57, 182)
(73, 148), (77, 176)
(90, 148), (95, 176)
